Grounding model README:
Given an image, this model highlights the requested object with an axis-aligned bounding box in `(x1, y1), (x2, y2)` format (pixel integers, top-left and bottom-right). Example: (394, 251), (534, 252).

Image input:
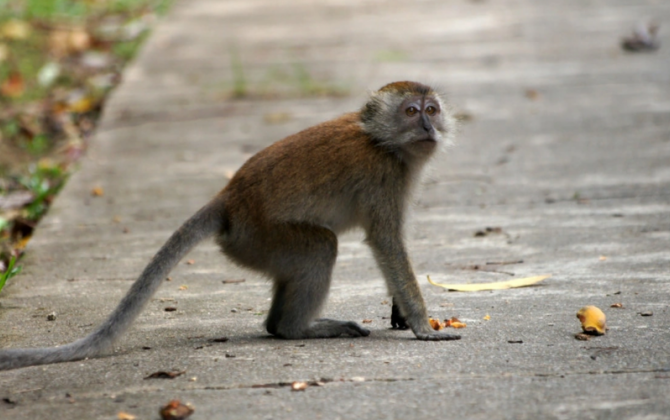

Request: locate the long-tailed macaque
(0, 81), (460, 371)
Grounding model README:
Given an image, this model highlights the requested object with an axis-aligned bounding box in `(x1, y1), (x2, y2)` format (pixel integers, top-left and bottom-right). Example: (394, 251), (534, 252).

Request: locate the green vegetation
(0, 0), (172, 290)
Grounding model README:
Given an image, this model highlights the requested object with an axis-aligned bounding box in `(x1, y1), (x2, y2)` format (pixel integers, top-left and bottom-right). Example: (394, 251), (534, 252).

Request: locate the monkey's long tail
(0, 196), (225, 371)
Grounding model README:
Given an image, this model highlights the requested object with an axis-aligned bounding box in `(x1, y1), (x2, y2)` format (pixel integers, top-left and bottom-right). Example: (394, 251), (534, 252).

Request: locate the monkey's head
(360, 81), (455, 161)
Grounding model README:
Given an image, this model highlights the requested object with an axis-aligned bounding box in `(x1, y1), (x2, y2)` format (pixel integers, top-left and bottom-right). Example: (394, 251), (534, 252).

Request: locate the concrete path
(2, 0), (670, 418)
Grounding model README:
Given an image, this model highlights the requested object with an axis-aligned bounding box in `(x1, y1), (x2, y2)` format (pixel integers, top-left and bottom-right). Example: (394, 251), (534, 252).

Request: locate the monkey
(0, 81), (460, 371)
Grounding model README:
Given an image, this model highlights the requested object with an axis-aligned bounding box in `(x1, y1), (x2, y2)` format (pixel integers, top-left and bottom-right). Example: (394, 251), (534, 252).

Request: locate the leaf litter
(0, 1), (172, 290)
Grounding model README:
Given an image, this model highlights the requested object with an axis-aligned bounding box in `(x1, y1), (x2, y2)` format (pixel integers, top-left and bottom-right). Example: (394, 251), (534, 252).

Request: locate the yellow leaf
(117, 412), (136, 420)
(427, 274), (551, 292)
(1, 20), (31, 40)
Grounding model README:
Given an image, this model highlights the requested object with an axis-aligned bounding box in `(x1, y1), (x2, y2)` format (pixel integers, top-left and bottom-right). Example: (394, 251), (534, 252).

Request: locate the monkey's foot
(414, 330), (461, 341)
(306, 319), (371, 338)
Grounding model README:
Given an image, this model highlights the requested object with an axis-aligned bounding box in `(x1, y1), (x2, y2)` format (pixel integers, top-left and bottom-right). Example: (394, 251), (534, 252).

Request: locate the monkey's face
(395, 94), (447, 157)
(360, 82), (455, 162)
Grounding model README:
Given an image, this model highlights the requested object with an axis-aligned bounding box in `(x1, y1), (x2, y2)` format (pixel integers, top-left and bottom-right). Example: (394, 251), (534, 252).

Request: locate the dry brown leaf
(159, 400), (194, 420)
(186, 259), (195, 265)
(576, 306), (606, 335)
(178, 285), (188, 290)
(222, 278), (245, 284)
(91, 186), (104, 196)
(525, 89), (540, 100)
(67, 28), (91, 53)
(362, 319), (373, 324)
(427, 274), (550, 292)
(610, 303), (623, 308)
(117, 412), (136, 420)
(144, 370), (185, 380)
(15, 235), (31, 250)
(1, 72), (24, 98)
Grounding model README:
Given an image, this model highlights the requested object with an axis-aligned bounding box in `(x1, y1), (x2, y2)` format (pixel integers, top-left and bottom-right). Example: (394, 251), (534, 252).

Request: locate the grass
(0, 255), (21, 293)
(225, 48), (350, 99)
(0, 0), (173, 292)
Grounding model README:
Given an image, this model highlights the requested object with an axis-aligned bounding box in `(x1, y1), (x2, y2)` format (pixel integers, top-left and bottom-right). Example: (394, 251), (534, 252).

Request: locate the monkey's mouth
(412, 138), (438, 149)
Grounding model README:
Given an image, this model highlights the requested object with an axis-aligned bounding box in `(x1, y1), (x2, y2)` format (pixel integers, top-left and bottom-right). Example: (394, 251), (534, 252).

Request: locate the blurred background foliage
(0, 0), (172, 289)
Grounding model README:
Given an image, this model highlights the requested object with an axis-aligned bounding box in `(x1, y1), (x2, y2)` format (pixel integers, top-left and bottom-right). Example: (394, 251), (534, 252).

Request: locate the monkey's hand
(414, 330), (462, 341)
(391, 299), (409, 330)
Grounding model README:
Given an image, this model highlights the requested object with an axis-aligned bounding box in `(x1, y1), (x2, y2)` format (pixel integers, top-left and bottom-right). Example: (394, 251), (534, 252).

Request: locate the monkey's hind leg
(264, 224), (370, 339)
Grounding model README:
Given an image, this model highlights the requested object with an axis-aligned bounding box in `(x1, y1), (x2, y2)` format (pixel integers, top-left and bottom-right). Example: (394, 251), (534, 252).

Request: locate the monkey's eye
(425, 106), (437, 115)
(405, 107), (418, 116)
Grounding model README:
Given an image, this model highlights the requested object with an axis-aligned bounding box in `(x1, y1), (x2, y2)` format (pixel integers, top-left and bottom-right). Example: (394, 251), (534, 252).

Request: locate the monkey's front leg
(368, 231), (461, 341)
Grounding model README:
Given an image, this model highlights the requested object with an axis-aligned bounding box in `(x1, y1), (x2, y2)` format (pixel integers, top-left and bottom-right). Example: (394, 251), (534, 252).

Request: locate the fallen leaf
(474, 226), (502, 237)
(574, 333), (591, 341)
(37, 62), (61, 87)
(67, 28), (91, 53)
(222, 278), (245, 284)
(15, 235), (31, 250)
(159, 400), (194, 420)
(362, 319), (373, 324)
(427, 274), (550, 292)
(117, 412), (136, 420)
(178, 285), (188, 290)
(1, 72), (24, 98)
(525, 89), (540, 100)
(144, 370), (185, 380)
(91, 186), (104, 196)
(0, 191), (34, 210)
(0, 43), (8, 62)
(444, 317), (467, 328)
(1, 20), (31, 40)
(291, 381), (308, 391)
(186, 259), (195, 265)
(67, 90), (94, 113)
(428, 318), (444, 330)
(610, 303), (623, 308)
(483, 314), (491, 321)
(577, 306), (606, 335)
(599, 256), (608, 261)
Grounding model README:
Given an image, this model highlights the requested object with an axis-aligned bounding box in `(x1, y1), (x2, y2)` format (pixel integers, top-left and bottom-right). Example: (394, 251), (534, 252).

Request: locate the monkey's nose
(421, 114), (432, 132)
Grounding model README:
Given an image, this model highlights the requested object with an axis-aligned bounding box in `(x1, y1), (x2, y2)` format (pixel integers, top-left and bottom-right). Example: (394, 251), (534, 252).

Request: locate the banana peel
(427, 274), (551, 292)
